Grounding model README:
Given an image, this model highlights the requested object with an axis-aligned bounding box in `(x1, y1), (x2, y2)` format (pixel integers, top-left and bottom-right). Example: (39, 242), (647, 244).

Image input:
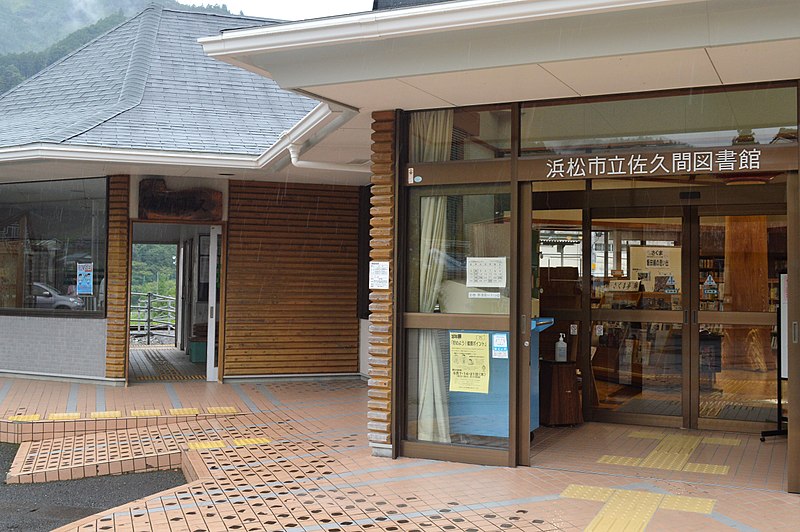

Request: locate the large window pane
(0, 178), (107, 313)
(698, 214), (786, 422)
(406, 328), (509, 448)
(407, 186), (511, 314)
(409, 107), (512, 162)
(521, 86), (797, 156)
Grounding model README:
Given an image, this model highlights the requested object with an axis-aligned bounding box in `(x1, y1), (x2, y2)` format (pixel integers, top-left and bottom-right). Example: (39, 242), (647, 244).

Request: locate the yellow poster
(449, 331), (490, 394)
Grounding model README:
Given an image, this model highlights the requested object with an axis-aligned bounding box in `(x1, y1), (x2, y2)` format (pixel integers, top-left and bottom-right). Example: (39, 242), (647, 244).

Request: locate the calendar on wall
(466, 257), (507, 288)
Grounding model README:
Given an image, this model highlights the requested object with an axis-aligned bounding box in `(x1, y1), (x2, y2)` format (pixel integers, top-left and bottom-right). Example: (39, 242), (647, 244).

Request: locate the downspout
(287, 143), (371, 174)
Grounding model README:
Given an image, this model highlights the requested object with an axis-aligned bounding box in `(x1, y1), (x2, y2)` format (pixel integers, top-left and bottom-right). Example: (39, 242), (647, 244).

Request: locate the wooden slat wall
(367, 111), (396, 448)
(224, 181), (360, 376)
(105, 175), (131, 379)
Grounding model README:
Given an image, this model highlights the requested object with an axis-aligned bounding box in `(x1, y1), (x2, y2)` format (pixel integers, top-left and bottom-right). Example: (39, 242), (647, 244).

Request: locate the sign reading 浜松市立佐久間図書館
(543, 147), (771, 179)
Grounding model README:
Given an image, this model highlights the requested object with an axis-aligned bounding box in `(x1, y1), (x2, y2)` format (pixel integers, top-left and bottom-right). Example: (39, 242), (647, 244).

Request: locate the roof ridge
(160, 6), (283, 24)
(0, 9), (145, 104)
(55, 5), (163, 144)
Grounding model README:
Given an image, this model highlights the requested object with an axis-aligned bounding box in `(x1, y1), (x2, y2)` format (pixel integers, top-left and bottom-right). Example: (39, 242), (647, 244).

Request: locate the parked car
(31, 282), (85, 310)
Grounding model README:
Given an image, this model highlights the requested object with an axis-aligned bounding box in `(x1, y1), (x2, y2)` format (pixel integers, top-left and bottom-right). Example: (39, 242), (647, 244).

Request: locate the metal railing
(130, 292), (176, 345)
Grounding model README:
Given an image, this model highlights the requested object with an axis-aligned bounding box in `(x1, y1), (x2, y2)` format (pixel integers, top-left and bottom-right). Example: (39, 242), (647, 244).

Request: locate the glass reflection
(521, 86), (797, 156)
(591, 320), (683, 416)
(0, 177), (107, 313)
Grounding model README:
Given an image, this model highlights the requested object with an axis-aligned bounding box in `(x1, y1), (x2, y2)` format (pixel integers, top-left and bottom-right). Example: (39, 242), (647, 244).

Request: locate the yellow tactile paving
(168, 407), (200, 416)
(598, 455), (643, 466)
(206, 406), (237, 414)
(585, 490), (664, 532)
(187, 440), (226, 450)
(8, 414), (40, 422)
(131, 409), (162, 417)
(660, 494), (716, 514)
(90, 410), (122, 418)
(701, 436), (741, 446)
(599, 433), (732, 474)
(563, 484), (719, 530)
(232, 437), (271, 446)
(683, 462), (730, 475)
(561, 484), (613, 502)
(47, 412), (81, 420)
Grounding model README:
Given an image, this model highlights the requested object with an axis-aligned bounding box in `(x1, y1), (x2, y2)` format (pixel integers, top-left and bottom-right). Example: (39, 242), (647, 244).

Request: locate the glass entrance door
(589, 208), (686, 424)
(582, 199), (786, 430)
(694, 209), (786, 429)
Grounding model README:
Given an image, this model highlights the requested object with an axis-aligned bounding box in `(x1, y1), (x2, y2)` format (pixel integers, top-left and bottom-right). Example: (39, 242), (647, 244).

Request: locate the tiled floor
(0, 376), (797, 531)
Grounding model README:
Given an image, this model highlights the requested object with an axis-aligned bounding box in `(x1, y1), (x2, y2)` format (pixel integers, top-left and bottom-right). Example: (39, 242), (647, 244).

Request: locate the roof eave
(0, 103), (364, 177)
(199, 0), (703, 58)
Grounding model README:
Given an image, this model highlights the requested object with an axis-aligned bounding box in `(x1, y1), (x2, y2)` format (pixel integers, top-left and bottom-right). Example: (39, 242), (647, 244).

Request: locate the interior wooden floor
(129, 347), (205, 382)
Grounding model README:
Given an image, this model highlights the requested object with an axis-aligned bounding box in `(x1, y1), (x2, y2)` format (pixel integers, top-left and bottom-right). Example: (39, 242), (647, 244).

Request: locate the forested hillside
(0, 1), (232, 95)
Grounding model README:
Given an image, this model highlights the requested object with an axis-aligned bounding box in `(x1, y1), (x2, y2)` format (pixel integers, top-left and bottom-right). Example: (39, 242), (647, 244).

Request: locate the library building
(202, 0), (800, 491)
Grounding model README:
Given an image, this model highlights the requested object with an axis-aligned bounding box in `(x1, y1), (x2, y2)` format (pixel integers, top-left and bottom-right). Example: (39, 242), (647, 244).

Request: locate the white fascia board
(0, 103), (347, 172)
(200, 0), (703, 57)
(0, 144), (256, 169)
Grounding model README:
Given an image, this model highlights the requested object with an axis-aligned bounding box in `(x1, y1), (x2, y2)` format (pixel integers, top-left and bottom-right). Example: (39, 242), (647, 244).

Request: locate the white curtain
(417, 196), (449, 442)
(412, 109), (453, 443)
(410, 110), (454, 163)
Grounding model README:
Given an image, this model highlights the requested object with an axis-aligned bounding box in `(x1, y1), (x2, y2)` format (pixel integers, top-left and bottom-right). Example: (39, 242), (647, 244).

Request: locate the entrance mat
(130, 349), (204, 382)
(717, 404), (776, 422)
(616, 398), (775, 422)
(616, 399), (681, 416)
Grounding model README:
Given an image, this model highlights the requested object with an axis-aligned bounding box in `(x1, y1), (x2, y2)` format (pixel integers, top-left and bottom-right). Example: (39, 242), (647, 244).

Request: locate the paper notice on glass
(449, 331), (490, 393)
(368, 261), (390, 290)
(77, 263), (93, 295)
(466, 257), (506, 288)
(491, 332), (509, 359)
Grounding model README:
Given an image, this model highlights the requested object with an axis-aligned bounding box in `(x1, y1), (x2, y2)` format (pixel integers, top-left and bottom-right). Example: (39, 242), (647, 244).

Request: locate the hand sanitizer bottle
(555, 333), (567, 362)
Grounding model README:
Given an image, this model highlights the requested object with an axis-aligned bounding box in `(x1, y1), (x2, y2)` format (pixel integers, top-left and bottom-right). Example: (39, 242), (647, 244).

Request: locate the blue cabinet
(447, 318), (554, 438)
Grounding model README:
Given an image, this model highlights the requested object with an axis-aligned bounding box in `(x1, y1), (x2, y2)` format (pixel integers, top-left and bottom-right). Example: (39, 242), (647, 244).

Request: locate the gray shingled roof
(0, 6), (317, 156)
(373, 0), (457, 10)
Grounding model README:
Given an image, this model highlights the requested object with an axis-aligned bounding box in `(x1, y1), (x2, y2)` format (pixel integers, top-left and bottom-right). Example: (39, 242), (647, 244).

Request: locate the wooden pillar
(367, 111), (396, 456)
(722, 215), (774, 371)
(105, 175), (131, 380)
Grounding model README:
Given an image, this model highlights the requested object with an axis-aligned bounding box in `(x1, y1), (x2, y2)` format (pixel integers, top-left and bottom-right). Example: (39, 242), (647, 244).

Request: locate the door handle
(684, 310), (689, 324)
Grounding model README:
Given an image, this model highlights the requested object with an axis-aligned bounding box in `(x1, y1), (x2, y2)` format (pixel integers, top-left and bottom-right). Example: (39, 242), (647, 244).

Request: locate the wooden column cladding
(105, 175), (131, 379)
(367, 111), (396, 450)
(225, 181), (359, 376)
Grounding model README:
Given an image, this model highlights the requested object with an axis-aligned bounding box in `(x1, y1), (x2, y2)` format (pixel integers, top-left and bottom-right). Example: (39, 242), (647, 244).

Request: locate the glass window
(0, 178), (107, 313)
(409, 107), (512, 163)
(406, 185), (511, 314)
(591, 215), (683, 307)
(521, 86), (797, 156)
(406, 328), (509, 448)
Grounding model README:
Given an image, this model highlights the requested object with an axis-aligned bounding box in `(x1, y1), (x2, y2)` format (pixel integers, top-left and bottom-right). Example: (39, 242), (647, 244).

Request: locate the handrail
(130, 292), (177, 345)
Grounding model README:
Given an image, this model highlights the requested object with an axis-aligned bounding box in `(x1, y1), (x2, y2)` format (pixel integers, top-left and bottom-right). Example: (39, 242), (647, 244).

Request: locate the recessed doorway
(128, 222), (222, 383)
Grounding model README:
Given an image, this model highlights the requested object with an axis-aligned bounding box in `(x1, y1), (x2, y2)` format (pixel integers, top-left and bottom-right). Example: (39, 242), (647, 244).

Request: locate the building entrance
(128, 222), (222, 383)
(531, 178), (787, 432)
